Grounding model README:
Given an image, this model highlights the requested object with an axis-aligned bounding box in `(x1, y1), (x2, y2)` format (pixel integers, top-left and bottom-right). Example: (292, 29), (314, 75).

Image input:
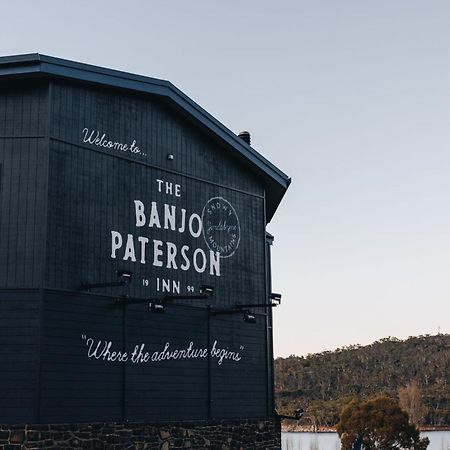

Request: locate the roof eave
(0, 53), (290, 221)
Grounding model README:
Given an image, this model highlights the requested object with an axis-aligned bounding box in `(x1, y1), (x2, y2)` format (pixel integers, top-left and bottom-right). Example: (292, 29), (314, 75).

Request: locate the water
(282, 431), (450, 450)
(282, 432), (340, 450)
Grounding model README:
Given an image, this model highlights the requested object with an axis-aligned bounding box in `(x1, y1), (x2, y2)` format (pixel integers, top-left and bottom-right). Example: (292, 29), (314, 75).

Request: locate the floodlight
(149, 302), (165, 313)
(269, 292), (282, 305)
(243, 311), (256, 324)
(200, 285), (214, 296)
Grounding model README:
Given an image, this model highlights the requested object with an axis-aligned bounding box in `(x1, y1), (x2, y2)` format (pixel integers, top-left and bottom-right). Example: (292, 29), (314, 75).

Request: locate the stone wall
(0, 418), (281, 449)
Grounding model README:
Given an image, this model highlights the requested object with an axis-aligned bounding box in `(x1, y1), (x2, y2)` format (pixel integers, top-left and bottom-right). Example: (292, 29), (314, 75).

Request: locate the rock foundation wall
(0, 419), (281, 449)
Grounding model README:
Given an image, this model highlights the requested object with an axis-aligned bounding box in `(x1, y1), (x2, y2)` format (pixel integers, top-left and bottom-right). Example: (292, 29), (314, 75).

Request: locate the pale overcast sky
(2, 0), (449, 356)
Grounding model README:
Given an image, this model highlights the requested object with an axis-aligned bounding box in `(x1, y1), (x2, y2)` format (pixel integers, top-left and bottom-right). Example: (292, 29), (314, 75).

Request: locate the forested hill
(275, 334), (450, 427)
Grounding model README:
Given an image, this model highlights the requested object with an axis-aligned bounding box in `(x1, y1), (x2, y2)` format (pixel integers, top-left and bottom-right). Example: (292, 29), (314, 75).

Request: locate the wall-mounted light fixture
(164, 284), (214, 302)
(210, 292), (282, 324)
(276, 407), (304, 421)
(210, 308), (259, 324)
(148, 302), (165, 313)
(269, 292), (282, 306)
(199, 285), (214, 296)
(233, 292), (282, 310)
(81, 270), (132, 291)
(243, 311), (256, 324)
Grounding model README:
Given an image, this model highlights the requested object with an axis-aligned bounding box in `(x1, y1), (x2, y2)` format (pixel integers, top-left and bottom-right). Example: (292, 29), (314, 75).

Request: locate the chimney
(238, 130), (251, 145)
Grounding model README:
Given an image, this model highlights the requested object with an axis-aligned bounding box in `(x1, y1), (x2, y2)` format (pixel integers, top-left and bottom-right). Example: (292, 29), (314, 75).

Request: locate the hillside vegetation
(275, 334), (450, 427)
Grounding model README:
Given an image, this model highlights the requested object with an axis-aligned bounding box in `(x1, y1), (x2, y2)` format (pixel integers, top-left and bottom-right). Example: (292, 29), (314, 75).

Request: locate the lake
(282, 431), (450, 450)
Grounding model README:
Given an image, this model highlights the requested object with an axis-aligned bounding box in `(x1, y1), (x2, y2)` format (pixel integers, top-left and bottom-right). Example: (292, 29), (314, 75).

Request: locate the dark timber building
(0, 54), (290, 449)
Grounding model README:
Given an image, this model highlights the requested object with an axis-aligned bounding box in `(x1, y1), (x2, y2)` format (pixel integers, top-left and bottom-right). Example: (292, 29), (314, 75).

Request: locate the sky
(2, 1), (449, 357)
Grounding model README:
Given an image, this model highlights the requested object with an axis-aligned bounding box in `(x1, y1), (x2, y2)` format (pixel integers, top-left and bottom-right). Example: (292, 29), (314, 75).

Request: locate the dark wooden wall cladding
(45, 141), (266, 303)
(49, 81), (263, 195)
(39, 290), (268, 423)
(0, 290), (40, 423)
(45, 81), (267, 306)
(0, 83), (49, 288)
(40, 291), (123, 423)
(0, 77), (273, 424)
(0, 82), (48, 137)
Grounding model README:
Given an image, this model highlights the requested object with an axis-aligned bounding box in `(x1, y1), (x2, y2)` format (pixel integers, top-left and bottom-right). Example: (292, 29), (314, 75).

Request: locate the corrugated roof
(0, 53), (290, 221)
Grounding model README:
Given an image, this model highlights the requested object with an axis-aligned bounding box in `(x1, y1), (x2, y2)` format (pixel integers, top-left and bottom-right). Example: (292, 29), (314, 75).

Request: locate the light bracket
(115, 285), (215, 313)
(81, 270), (132, 291)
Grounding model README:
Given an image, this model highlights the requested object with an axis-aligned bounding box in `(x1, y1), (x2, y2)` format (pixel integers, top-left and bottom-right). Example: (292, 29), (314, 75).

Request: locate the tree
(399, 380), (427, 425)
(336, 396), (429, 450)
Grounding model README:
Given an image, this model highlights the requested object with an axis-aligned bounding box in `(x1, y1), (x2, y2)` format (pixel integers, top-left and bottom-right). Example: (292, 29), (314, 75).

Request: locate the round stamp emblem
(202, 197), (240, 258)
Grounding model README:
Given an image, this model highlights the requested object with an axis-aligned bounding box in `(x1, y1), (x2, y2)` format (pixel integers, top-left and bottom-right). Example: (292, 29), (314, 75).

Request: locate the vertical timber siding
(0, 289), (40, 423)
(0, 83), (48, 423)
(0, 82), (48, 288)
(0, 76), (275, 426)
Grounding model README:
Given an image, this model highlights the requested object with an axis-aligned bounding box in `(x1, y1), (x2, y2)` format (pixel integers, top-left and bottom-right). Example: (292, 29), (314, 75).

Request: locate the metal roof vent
(238, 130), (251, 145)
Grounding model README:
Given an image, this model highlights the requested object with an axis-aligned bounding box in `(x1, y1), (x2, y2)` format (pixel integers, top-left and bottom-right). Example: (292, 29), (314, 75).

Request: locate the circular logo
(202, 197), (241, 258)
